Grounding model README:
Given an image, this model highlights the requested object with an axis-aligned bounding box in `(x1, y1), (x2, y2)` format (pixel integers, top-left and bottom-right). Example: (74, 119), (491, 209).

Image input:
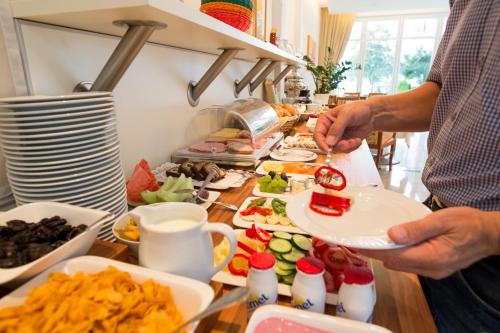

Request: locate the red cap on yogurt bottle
(343, 265), (374, 285)
(249, 252), (276, 270)
(296, 257), (325, 275)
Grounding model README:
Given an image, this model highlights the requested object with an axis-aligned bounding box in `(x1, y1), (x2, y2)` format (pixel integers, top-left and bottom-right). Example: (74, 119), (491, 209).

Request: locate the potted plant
(303, 47), (359, 104)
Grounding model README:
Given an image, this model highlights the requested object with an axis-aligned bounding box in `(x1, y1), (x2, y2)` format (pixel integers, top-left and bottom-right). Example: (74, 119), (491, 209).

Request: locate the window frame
(342, 12), (449, 94)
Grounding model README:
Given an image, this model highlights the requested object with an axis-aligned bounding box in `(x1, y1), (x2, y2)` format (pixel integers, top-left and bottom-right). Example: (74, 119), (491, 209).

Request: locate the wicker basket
(200, 1), (253, 32)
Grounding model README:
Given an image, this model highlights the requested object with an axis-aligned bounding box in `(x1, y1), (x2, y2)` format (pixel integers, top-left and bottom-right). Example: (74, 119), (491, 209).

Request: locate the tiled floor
(376, 132), (430, 202)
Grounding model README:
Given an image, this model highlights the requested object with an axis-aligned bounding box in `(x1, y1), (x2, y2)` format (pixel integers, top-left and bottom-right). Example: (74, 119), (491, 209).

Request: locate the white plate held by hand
(286, 185), (431, 249)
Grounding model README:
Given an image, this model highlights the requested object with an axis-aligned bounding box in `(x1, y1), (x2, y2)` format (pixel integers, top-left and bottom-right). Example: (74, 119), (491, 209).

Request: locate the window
(338, 13), (448, 95)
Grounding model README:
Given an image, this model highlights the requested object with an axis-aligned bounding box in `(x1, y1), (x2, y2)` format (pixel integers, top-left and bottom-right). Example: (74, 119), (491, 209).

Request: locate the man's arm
(371, 81), (441, 132)
(314, 81), (441, 152)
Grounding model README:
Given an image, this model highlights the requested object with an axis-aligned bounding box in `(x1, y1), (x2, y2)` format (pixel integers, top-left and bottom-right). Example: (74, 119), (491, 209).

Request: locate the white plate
(0, 117), (115, 135)
(0, 92), (111, 104)
(0, 96), (113, 109)
(6, 144), (120, 168)
(0, 202), (110, 285)
(0, 256), (213, 333)
(7, 157), (121, 182)
(232, 196), (306, 234)
(256, 161), (322, 177)
(6, 150), (121, 175)
(212, 230), (338, 305)
(281, 133), (323, 154)
(13, 171), (124, 199)
(14, 175), (125, 203)
(4, 140), (119, 162)
(0, 101), (113, 117)
(14, 179), (126, 207)
(286, 185), (431, 249)
(9, 162), (123, 190)
(0, 107), (114, 124)
(270, 149), (318, 162)
(0, 125), (117, 146)
(246, 305), (393, 333)
(0, 119), (116, 140)
(8, 159), (122, 186)
(3, 134), (119, 156)
(153, 162), (252, 190)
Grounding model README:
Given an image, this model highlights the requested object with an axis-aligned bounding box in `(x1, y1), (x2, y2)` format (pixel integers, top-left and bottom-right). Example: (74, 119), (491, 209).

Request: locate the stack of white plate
(0, 92), (128, 241)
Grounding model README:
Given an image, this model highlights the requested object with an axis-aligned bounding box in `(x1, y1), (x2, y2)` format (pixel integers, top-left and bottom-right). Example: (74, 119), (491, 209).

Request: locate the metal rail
(187, 48), (241, 106)
(74, 20), (166, 92)
(249, 61), (280, 94)
(233, 58), (270, 98)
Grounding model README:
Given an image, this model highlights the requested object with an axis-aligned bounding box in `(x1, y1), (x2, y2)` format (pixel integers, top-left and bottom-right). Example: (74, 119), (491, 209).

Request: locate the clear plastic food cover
(222, 98), (280, 143)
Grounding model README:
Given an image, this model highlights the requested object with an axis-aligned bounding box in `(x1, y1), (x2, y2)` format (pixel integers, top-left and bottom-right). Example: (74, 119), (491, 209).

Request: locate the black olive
(6, 220), (28, 232)
(268, 171), (276, 178)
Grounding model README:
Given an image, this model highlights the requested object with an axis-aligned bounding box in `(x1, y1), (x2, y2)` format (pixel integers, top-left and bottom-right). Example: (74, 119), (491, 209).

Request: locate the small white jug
(131, 202), (236, 283)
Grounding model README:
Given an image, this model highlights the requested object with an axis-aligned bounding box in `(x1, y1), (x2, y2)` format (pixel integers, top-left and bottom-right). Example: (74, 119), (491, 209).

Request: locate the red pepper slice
(228, 253), (250, 277)
(309, 201), (344, 216)
(237, 241), (257, 256)
(255, 226), (272, 243)
(239, 206), (273, 217)
(314, 166), (347, 191)
(311, 191), (350, 209)
(245, 224), (258, 239)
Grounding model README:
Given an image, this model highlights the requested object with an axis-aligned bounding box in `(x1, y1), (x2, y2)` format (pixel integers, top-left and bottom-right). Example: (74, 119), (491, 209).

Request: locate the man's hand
(314, 101), (374, 153)
(358, 207), (500, 279)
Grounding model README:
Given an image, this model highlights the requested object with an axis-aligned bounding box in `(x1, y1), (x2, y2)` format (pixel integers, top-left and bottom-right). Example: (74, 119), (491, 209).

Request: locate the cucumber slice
(269, 238), (292, 254)
(277, 260), (296, 271)
(282, 248), (306, 263)
(292, 234), (313, 252)
(273, 231), (292, 240)
(275, 266), (294, 276)
(282, 274), (296, 285)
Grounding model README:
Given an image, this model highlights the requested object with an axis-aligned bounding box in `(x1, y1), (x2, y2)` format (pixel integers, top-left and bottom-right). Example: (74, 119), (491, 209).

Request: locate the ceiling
(327, 0), (449, 14)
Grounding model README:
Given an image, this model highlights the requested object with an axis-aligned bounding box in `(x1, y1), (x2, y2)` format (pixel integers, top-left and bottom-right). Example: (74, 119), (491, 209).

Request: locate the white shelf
(10, 0), (305, 65)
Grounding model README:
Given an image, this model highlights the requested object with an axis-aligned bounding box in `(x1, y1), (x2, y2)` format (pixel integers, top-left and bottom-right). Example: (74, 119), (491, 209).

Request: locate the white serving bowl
(0, 256), (213, 333)
(0, 202), (111, 285)
(246, 305), (393, 333)
(112, 212), (139, 256)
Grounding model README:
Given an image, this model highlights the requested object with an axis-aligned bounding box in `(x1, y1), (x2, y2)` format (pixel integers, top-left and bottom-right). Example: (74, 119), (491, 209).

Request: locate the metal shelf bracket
(187, 48), (241, 107)
(249, 61), (280, 95)
(273, 64), (295, 86)
(233, 58), (270, 98)
(74, 20), (166, 92)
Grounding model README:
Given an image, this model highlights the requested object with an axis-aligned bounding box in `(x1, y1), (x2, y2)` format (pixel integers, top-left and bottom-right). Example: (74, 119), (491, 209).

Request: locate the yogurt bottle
(336, 265), (376, 322)
(291, 257), (326, 313)
(246, 252), (278, 315)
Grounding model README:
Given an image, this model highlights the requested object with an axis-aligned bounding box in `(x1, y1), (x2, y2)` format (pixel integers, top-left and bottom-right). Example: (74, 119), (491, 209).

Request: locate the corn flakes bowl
(0, 256), (214, 333)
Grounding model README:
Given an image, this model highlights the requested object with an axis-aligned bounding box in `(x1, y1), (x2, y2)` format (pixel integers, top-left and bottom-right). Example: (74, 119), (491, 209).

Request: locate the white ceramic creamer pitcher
(131, 202), (237, 283)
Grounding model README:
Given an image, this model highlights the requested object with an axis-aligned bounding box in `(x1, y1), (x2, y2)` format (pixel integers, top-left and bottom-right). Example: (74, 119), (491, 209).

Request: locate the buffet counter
(85, 123), (437, 333)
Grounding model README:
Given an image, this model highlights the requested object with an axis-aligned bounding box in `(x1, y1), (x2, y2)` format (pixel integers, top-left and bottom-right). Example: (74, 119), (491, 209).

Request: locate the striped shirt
(423, 0), (500, 211)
